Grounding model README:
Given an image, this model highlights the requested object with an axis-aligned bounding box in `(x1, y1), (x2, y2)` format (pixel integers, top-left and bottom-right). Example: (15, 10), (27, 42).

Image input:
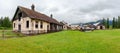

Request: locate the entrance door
(18, 25), (21, 32)
(100, 26), (103, 29)
(47, 25), (49, 32)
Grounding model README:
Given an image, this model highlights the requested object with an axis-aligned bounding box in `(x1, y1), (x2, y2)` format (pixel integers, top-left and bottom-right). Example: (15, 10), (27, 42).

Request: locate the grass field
(0, 29), (120, 53)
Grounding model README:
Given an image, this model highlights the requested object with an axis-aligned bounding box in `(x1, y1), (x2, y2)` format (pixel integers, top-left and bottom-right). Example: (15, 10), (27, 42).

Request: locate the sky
(0, 0), (120, 24)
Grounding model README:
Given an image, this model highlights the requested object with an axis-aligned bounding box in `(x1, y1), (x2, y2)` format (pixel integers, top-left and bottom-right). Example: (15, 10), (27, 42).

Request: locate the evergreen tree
(115, 18), (118, 28)
(118, 16), (120, 28)
(107, 18), (109, 29)
(102, 18), (107, 28)
(112, 17), (115, 28)
(0, 17), (3, 27)
(0, 18), (1, 27)
(0, 16), (12, 29)
(3, 17), (12, 28)
(102, 18), (105, 25)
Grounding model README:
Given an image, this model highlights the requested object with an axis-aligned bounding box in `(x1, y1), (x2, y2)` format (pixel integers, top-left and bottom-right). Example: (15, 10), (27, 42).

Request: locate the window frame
(18, 12), (22, 21)
(40, 21), (43, 29)
(35, 21), (38, 28)
(14, 23), (15, 28)
(26, 20), (29, 28)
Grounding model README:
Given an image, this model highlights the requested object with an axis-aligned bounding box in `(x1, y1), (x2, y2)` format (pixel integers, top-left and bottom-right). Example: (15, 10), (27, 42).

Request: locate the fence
(13, 29), (63, 35)
(0, 29), (63, 38)
(0, 30), (22, 38)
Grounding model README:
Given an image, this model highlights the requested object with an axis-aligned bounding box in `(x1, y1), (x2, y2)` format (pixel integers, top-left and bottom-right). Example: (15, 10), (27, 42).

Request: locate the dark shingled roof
(12, 6), (62, 25)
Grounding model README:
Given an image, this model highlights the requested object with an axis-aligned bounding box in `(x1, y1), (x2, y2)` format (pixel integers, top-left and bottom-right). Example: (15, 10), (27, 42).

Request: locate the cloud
(0, 0), (120, 24)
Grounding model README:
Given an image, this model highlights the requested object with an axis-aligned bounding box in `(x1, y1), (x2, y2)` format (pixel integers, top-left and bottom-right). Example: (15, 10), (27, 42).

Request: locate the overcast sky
(0, 0), (120, 24)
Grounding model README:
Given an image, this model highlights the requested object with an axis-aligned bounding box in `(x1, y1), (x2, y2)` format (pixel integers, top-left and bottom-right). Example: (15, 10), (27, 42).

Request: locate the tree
(0, 17), (3, 27)
(102, 18), (107, 28)
(115, 18), (118, 28)
(102, 18), (105, 26)
(112, 17), (115, 28)
(3, 17), (12, 28)
(0, 16), (12, 29)
(107, 18), (109, 29)
(118, 16), (120, 28)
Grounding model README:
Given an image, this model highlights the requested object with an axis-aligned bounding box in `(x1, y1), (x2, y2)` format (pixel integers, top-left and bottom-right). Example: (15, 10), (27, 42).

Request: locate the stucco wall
(13, 17), (31, 31)
(96, 26), (105, 30)
(13, 17), (50, 34)
(63, 25), (68, 30)
(31, 19), (50, 33)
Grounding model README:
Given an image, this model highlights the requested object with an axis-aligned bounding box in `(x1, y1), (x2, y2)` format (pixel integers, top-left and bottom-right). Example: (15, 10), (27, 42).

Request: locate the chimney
(50, 14), (53, 18)
(31, 4), (35, 11)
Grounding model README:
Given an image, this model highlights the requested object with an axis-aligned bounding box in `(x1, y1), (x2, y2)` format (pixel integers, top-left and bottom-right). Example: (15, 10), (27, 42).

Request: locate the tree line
(1, 16), (120, 30)
(102, 16), (120, 29)
(112, 16), (120, 29)
(0, 17), (12, 29)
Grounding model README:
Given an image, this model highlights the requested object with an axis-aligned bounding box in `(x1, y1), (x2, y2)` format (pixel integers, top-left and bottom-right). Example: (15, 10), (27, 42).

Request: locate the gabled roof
(93, 22), (104, 26)
(12, 6), (62, 25)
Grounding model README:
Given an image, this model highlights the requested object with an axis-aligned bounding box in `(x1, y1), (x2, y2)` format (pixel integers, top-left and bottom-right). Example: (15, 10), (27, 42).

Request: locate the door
(100, 26), (103, 29)
(18, 24), (21, 32)
(47, 25), (49, 32)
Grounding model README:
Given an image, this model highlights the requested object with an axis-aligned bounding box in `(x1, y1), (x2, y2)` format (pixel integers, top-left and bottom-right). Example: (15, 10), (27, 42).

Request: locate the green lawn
(0, 30), (120, 53)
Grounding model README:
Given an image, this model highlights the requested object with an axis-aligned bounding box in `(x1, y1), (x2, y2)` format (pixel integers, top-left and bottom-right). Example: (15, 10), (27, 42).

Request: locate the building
(70, 25), (80, 30)
(80, 24), (94, 32)
(96, 24), (105, 30)
(94, 22), (105, 30)
(12, 4), (63, 34)
(60, 21), (69, 30)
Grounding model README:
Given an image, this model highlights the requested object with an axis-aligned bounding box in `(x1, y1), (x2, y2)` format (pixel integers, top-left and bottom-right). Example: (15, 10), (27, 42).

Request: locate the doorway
(47, 25), (49, 32)
(100, 26), (103, 29)
(18, 24), (21, 32)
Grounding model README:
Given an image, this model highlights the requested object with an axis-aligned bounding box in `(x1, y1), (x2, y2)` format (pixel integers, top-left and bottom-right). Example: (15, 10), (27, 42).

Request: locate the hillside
(0, 30), (120, 53)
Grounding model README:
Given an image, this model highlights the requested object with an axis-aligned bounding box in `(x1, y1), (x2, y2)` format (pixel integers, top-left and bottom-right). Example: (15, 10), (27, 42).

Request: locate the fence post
(2, 28), (5, 38)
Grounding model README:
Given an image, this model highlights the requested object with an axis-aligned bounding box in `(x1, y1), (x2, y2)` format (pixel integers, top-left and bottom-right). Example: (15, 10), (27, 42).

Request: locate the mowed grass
(0, 30), (120, 53)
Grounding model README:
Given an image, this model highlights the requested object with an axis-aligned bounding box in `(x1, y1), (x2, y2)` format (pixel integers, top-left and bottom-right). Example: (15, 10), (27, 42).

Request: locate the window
(40, 21), (43, 28)
(14, 23), (15, 28)
(35, 21), (38, 28)
(18, 13), (22, 21)
(26, 21), (29, 28)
